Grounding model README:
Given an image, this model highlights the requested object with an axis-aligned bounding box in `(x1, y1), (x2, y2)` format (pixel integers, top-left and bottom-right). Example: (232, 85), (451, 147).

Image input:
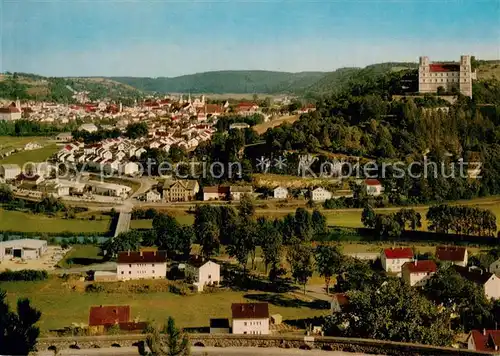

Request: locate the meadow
(0, 144), (59, 165)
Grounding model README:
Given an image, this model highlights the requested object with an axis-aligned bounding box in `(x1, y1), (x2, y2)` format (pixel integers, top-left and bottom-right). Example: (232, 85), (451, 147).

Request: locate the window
(244, 322), (247, 326)
(152, 264), (155, 267)
(129, 264), (132, 267)
(208, 274), (212, 279)
(121, 271), (124, 274)
(129, 271), (131, 274)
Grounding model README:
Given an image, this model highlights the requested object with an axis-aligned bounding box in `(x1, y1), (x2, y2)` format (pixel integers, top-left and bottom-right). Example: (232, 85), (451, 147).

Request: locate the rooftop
(117, 250), (167, 264)
(383, 247), (413, 259)
(435, 246), (467, 262)
(89, 305), (130, 326)
(231, 303), (269, 319)
(403, 260), (437, 273)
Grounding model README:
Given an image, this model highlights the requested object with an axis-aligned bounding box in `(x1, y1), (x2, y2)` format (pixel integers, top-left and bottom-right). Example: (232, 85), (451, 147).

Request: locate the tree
(226, 219), (257, 274)
(259, 219), (283, 275)
(0, 184), (13, 203)
(153, 213), (191, 257)
(315, 244), (343, 294)
(361, 204), (376, 228)
(126, 122), (148, 139)
(103, 230), (142, 257)
(294, 208), (313, 243)
(194, 206), (220, 259)
(0, 290), (41, 356)
(141, 317), (190, 356)
(237, 194), (255, 220)
(311, 209), (327, 236)
(325, 279), (455, 346)
(287, 244), (314, 294)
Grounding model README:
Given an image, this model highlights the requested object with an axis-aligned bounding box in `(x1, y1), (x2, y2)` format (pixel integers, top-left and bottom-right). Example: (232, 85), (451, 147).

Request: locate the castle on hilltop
(418, 55), (476, 97)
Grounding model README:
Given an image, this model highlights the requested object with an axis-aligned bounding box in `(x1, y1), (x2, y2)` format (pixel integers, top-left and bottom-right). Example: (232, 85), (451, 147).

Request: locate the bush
(168, 283), (191, 296)
(0, 269), (48, 281)
(85, 283), (105, 293)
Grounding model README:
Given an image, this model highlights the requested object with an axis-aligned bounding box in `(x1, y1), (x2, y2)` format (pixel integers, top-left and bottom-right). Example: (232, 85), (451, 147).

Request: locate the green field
(0, 144), (59, 165)
(57, 245), (104, 268)
(0, 209), (111, 233)
(3, 277), (328, 335)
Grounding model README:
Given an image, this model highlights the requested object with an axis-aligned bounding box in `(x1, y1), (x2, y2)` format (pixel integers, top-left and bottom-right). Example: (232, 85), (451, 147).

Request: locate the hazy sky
(1, 0), (499, 77)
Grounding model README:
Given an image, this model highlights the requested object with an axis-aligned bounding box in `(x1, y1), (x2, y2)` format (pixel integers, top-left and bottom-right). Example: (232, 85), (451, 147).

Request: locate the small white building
(145, 189), (162, 202)
(402, 260), (437, 287)
(381, 247), (414, 274)
(0, 239), (48, 260)
(186, 257), (221, 292)
(273, 186), (288, 199)
(79, 123), (99, 133)
(116, 250), (167, 281)
(365, 179), (383, 196)
(86, 181), (132, 198)
(55, 132), (73, 142)
(119, 162), (140, 176)
(0, 164), (21, 180)
(311, 187), (332, 202)
(229, 186), (253, 201)
(231, 303), (269, 335)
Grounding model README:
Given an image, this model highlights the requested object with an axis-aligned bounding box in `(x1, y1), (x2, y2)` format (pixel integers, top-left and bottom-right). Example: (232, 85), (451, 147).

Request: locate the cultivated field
(0, 136), (53, 155)
(0, 144), (59, 165)
(2, 276), (328, 335)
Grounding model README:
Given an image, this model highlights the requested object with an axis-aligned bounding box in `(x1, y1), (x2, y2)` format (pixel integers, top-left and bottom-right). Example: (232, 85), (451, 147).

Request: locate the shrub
(85, 283), (105, 293)
(0, 269), (48, 281)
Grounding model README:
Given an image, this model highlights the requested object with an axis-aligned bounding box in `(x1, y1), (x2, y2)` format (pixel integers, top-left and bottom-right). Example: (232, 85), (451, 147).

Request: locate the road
(36, 346), (372, 356)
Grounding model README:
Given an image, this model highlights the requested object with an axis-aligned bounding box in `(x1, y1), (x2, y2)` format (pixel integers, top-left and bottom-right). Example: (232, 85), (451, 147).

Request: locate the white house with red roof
(381, 247), (414, 274)
(365, 179), (383, 196)
(402, 260), (437, 287)
(0, 102), (22, 121)
(467, 329), (500, 353)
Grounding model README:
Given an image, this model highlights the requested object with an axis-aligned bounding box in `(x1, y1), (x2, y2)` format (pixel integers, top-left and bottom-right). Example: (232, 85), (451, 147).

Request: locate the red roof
(89, 305), (130, 326)
(403, 260), (437, 273)
(117, 251), (167, 264)
(429, 64), (460, 72)
(237, 102), (257, 108)
(469, 330), (500, 352)
(435, 246), (467, 262)
(64, 145), (73, 151)
(231, 303), (269, 319)
(365, 179), (381, 186)
(383, 247), (413, 259)
(0, 106), (21, 113)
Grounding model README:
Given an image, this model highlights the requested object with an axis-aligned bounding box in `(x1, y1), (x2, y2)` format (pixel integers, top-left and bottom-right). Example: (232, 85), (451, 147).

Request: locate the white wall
(198, 262), (221, 286)
(232, 318), (269, 335)
(485, 275), (500, 300)
(117, 262), (167, 280)
(381, 254), (413, 273)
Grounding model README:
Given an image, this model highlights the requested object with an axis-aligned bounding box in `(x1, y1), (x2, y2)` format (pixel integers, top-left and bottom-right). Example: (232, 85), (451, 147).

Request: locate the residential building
(229, 123), (250, 130)
(365, 179), (383, 196)
(210, 319), (230, 334)
(231, 303), (270, 335)
(116, 250), (168, 281)
(0, 239), (47, 260)
(186, 256), (221, 292)
(0, 102), (22, 121)
(145, 189), (162, 202)
(79, 123), (99, 133)
(402, 260), (437, 287)
(0, 164), (21, 180)
(435, 246), (468, 267)
(311, 187), (332, 202)
(119, 162), (140, 176)
(453, 265), (500, 300)
(229, 186), (253, 201)
(330, 293), (349, 313)
(37, 180), (70, 197)
(467, 329), (500, 353)
(381, 247), (414, 274)
(162, 180), (199, 202)
(55, 132), (73, 142)
(203, 186), (229, 201)
(490, 258), (500, 275)
(418, 55), (476, 97)
(273, 186), (288, 199)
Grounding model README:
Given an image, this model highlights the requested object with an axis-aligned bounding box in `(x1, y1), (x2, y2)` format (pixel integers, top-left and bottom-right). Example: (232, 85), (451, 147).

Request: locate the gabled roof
(429, 64), (460, 72)
(383, 247), (413, 259)
(231, 303), (269, 319)
(453, 265), (493, 285)
(403, 260), (437, 273)
(435, 246), (467, 262)
(117, 251), (167, 264)
(89, 305), (130, 326)
(365, 179), (381, 186)
(469, 329), (500, 352)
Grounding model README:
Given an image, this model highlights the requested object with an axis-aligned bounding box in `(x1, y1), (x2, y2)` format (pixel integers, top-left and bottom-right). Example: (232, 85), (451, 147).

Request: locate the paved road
(36, 346), (372, 356)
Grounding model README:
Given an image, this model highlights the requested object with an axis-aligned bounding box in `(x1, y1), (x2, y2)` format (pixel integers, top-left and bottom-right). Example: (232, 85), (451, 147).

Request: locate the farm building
(0, 239), (48, 260)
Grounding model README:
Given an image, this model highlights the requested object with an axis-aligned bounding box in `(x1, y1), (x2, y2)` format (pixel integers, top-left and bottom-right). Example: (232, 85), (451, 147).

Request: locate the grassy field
(0, 209), (111, 233)
(57, 245), (104, 268)
(3, 277), (328, 335)
(0, 144), (59, 165)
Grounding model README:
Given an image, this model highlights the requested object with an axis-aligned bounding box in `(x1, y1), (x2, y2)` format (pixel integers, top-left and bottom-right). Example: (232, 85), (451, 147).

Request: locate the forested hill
(110, 70), (326, 94)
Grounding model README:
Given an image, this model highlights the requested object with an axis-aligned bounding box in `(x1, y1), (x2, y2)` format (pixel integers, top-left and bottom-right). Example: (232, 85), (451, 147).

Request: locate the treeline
(72, 128), (121, 144)
(0, 269), (48, 282)
(0, 120), (77, 136)
(427, 204), (497, 236)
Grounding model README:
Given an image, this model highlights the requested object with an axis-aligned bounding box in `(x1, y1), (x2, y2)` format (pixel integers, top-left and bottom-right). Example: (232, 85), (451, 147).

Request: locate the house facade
(402, 260), (437, 287)
(186, 257), (221, 292)
(116, 251), (167, 280)
(0, 164), (21, 180)
(229, 186), (253, 201)
(203, 186), (229, 201)
(0, 239), (48, 261)
(467, 329), (500, 353)
(365, 179), (383, 196)
(381, 247), (414, 274)
(435, 246), (468, 267)
(231, 303), (270, 335)
(454, 265), (500, 300)
(273, 186), (288, 199)
(162, 180), (199, 202)
(311, 187), (332, 202)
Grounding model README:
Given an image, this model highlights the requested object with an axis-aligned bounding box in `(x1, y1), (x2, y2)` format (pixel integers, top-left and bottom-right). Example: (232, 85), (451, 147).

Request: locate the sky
(1, 0), (499, 77)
